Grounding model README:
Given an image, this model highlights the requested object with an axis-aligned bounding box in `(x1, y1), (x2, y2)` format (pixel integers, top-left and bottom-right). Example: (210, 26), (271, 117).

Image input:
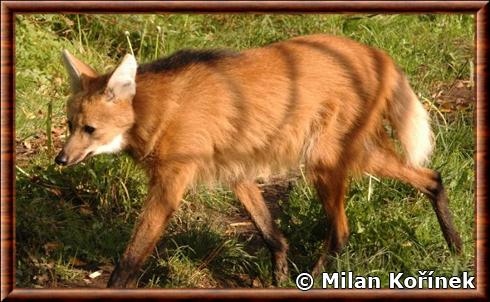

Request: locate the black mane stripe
(137, 49), (238, 74)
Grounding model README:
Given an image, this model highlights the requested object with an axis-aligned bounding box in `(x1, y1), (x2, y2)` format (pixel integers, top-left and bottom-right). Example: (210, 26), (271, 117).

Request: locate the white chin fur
(92, 134), (125, 155)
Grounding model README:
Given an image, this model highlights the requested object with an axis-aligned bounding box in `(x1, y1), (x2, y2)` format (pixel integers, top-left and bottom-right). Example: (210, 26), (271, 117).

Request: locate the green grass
(15, 14), (474, 288)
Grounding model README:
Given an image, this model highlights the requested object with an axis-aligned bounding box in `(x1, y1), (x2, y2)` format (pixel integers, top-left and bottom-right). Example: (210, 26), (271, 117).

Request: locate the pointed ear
(61, 49), (98, 93)
(105, 54), (137, 102)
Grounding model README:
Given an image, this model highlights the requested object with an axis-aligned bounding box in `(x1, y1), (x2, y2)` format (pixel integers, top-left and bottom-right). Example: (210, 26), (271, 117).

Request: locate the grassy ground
(15, 14), (474, 288)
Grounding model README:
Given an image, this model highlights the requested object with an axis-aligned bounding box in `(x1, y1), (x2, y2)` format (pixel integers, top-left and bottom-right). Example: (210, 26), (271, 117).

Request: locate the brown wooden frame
(1, 1), (488, 300)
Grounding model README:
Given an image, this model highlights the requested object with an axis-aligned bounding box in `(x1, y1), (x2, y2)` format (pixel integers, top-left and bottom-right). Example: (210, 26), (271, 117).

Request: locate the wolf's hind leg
(309, 164), (349, 277)
(365, 145), (463, 254)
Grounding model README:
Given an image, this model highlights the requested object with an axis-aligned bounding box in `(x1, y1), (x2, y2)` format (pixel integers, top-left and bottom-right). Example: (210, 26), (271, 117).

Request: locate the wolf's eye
(83, 125), (96, 134)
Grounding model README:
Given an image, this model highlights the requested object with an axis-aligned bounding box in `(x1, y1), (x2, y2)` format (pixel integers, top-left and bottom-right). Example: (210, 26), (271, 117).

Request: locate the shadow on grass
(15, 157), (142, 287)
(135, 181), (329, 288)
(139, 226), (259, 287)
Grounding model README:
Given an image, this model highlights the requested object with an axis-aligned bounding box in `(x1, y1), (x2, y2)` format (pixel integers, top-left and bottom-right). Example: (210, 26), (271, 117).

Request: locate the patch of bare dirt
(429, 79), (474, 120)
(61, 265), (113, 288)
(16, 124), (66, 165)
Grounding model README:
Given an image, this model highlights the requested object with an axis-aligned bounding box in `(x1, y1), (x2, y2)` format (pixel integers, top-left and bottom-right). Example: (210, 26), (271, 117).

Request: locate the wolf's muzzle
(55, 152), (68, 166)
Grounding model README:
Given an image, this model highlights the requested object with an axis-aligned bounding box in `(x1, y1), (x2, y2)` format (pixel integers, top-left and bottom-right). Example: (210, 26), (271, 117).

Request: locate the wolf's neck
(124, 73), (182, 161)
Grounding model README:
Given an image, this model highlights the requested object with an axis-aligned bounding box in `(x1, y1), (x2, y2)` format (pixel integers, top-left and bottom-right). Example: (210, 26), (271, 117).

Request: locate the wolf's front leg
(107, 163), (196, 288)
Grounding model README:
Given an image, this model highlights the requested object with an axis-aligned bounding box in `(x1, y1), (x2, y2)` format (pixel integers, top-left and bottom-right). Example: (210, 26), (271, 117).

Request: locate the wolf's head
(55, 51), (137, 166)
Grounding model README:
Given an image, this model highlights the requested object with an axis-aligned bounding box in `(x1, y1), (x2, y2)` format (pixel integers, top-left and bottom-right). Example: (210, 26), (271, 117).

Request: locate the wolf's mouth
(79, 151), (94, 163)
(65, 151), (94, 167)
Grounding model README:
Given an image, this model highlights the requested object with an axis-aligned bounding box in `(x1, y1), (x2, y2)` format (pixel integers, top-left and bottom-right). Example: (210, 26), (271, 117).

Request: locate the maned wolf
(56, 34), (462, 288)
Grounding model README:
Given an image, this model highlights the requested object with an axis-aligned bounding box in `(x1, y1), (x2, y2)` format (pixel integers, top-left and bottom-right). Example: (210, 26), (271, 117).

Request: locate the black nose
(55, 152), (68, 166)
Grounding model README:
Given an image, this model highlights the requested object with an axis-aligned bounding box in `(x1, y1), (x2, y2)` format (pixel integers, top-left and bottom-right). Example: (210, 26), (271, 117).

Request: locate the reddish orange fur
(57, 34), (462, 288)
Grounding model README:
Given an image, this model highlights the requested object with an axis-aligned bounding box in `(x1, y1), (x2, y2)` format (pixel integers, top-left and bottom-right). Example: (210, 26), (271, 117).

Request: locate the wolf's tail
(388, 72), (434, 167)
